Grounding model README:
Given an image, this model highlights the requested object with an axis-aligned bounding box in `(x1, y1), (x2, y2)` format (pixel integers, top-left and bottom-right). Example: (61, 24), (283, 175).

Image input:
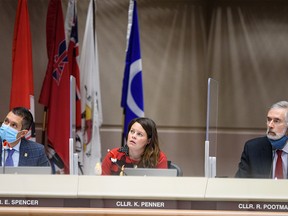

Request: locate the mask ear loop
(17, 130), (28, 139)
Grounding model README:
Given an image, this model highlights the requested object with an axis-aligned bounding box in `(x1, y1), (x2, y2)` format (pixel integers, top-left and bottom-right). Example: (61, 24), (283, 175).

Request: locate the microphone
(2, 139), (10, 174)
(46, 145), (64, 169)
(269, 149), (276, 179)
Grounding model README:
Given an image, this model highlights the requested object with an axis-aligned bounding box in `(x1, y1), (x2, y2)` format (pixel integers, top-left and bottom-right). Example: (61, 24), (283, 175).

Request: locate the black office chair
(168, 161), (183, 176)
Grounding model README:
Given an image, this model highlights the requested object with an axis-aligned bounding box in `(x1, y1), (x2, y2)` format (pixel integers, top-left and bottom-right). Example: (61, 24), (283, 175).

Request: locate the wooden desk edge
(0, 207), (287, 216)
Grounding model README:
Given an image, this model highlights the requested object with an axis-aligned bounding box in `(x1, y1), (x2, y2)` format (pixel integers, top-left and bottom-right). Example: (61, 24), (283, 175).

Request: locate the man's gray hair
(270, 101), (288, 124)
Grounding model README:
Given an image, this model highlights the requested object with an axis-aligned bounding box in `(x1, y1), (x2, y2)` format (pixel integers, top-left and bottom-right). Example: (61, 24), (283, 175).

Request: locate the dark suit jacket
(0, 138), (50, 167)
(235, 136), (273, 178)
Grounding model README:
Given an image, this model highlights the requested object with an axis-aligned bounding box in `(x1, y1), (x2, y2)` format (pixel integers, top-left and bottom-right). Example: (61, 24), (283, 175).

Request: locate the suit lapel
(18, 139), (29, 166)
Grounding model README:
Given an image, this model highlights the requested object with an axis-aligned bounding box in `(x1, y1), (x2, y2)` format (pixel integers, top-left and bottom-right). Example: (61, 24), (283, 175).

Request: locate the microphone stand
(78, 161), (84, 175)
(2, 144), (6, 174)
(269, 149), (276, 179)
(2, 140), (11, 175)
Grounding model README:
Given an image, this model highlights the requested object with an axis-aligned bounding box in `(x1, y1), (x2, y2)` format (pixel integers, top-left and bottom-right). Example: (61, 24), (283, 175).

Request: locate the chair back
(168, 161), (183, 176)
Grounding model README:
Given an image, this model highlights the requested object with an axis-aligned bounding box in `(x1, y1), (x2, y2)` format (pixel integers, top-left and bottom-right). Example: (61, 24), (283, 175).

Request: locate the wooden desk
(0, 175), (287, 216)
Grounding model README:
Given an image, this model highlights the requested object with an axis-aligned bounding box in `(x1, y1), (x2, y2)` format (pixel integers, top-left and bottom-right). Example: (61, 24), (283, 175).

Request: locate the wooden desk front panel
(0, 208), (287, 216)
(0, 175), (287, 216)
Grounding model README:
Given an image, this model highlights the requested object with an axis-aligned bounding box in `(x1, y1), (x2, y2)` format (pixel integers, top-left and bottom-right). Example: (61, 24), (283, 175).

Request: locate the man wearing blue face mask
(0, 107), (50, 167)
(235, 101), (288, 178)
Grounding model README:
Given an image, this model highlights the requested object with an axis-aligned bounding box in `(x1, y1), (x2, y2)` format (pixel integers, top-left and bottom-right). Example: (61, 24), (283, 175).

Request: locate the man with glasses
(235, 101), (288, 178)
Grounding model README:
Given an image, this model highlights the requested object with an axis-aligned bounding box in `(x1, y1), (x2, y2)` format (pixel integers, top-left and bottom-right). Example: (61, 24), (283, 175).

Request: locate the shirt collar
(11, 140), (21, 152)
(282, 141), (288, 153)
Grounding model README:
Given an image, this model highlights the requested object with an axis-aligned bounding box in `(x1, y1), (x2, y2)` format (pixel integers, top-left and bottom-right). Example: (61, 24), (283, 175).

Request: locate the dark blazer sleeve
(235, 136), (272, 178)
(18, 138), (50, 167)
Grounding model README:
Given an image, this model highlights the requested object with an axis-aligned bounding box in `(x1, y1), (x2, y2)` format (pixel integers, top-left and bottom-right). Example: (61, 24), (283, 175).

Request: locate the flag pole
(120, 0), (144, 146)
(41, 107), (47, 146)
(121, 0), (133, 147)
(121, 111), (125, 147)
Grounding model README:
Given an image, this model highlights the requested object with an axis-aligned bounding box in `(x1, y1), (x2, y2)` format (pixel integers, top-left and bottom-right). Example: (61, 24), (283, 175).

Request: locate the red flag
(39, 0), (70, 173)
(10, 0), (34, 111)
(10, 0), (35, 140)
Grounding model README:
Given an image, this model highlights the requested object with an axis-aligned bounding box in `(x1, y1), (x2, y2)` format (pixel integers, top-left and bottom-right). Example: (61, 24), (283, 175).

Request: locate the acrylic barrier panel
(70, 76), (78, 175)
(205, 78), (219, 178)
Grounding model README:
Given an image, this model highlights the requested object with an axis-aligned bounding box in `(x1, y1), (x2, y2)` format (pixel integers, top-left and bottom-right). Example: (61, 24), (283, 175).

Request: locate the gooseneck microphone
(269, 149), (276, 179)
(2, 139), (12, 174)
(2, 139), (7, 174)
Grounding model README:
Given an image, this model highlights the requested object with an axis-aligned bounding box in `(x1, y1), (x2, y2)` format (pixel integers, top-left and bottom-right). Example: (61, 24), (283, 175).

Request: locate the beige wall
(0, 0), (287, 176)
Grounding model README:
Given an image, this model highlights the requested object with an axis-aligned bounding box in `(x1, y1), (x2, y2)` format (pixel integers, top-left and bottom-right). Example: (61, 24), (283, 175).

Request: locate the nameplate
(0, 197), (287, 212)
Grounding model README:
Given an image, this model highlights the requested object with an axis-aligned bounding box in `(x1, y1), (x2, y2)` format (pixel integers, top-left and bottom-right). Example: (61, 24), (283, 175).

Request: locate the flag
(39, 0), (70, 173)
(65, 0), (82, 158)
(80, 0), (103, 175)
(121, 0), (144, 141)
(10, 0), (35, 140)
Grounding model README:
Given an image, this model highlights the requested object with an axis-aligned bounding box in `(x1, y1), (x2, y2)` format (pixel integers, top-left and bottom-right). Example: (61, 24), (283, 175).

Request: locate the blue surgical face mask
(268, 135), (288, 150)
(0, 123), (20, 144)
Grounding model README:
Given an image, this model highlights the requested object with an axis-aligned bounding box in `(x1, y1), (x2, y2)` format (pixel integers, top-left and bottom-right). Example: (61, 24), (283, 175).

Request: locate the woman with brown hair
(101, 117), (167, 175)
